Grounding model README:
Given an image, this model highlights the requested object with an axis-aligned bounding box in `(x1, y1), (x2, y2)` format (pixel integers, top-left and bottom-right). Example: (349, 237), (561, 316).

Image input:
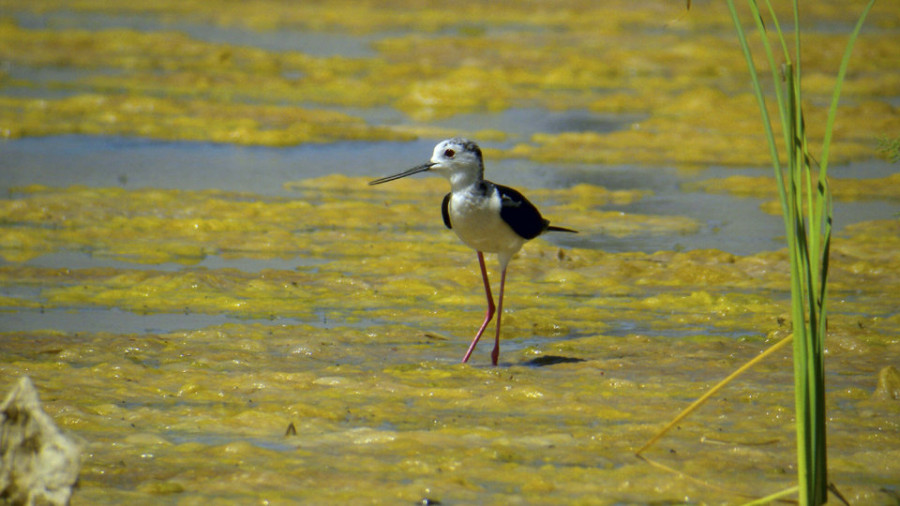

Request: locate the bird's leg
(491, 267), (507, 366)
(462, 251), (495, 363)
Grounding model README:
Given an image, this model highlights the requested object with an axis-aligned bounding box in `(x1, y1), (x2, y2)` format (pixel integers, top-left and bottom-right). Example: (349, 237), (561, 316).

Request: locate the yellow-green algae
(0, 94), (413, 145)
(1, 178), (899, 503)
(685, 172), (900, 201)
(685, 173), (900, 216)
(1, 323), (898, 504)
(2, 1), (898, 165)
(6, 0), (900, 34)
(518, 91), (899, 167)
(2, 0), (900, 503)
(0, 177), (682, 265)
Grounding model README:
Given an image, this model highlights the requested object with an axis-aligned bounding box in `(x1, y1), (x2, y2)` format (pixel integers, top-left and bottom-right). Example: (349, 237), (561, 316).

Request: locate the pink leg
(490, 267), (507, 366)
(461, 252), (495, 363)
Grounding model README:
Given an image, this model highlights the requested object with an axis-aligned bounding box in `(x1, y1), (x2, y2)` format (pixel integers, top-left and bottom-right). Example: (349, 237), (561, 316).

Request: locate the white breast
(449, 186), (526, 257)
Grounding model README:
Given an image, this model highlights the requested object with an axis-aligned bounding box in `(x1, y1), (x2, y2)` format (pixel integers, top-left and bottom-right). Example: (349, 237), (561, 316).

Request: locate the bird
(369, 138), (576, 366)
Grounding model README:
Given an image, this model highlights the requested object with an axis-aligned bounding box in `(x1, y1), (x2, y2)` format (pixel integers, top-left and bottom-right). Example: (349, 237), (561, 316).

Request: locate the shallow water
(2, 1), (899, 504)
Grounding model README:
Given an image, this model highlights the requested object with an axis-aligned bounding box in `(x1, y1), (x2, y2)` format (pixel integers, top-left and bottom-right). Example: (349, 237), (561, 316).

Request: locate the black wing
(496, 184), (548, 240)
(441, 192), (452, 230)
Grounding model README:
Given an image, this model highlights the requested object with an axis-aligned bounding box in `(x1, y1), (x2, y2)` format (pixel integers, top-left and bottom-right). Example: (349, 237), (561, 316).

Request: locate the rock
(0, 376), (81, 506)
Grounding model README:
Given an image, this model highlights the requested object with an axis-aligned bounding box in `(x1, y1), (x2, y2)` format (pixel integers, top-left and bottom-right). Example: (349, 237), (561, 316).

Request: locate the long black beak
(368, 162), (435, 185)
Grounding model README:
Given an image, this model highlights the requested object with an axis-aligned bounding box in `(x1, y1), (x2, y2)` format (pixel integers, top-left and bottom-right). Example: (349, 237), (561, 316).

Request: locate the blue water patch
(11, 9), (382, 58)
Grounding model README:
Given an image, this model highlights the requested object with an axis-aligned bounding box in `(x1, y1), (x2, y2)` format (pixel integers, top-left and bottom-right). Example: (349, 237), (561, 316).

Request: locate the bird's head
(369, 138), (484, 189)
(428, 138), (483, 181)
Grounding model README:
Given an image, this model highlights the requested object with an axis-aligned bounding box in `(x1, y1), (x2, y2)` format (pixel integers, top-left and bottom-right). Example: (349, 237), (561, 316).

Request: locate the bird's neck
(449, 170), (483, 193)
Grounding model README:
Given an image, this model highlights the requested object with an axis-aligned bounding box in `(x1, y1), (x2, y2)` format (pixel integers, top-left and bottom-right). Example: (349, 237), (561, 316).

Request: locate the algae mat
(2, 179), (898, 504)
(2, 0), (900, 504)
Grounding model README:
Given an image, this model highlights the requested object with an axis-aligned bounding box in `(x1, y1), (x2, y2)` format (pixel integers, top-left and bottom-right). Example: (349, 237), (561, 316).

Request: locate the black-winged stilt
(370, 138), (576, 365)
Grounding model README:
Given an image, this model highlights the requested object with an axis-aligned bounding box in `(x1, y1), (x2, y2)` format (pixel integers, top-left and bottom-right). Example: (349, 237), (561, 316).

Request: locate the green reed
(723, 1), (875, 503)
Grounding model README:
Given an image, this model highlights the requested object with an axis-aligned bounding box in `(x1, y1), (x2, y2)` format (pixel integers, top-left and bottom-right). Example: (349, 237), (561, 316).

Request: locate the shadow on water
(522, 355), (587, 367)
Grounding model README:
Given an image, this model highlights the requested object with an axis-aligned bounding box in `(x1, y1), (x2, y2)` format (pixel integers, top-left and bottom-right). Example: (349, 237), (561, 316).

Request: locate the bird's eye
(444, 149), (455, 158)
